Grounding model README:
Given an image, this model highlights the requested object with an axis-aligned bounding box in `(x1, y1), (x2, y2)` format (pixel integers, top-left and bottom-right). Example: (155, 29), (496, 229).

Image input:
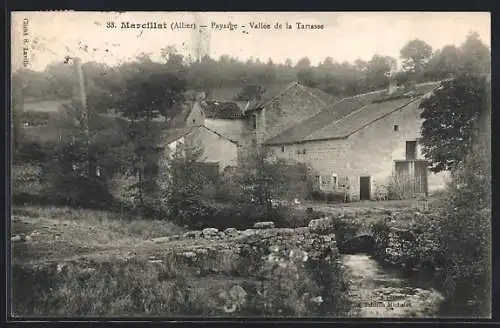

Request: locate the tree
(426, 45), (462, 80)
(364, 55), (396, 90)
(162, 139), (207, 226)
(322, 57), (335, 69)
(12, 75), (24, 151)
(295, 57), (311, 70)
(419, 74), (488, 173)
(238, 147), (289, 213)
(430, 76), (491, 317)
(354, 58), (367, 71)
(400, 39), (433, 80)
(111, 59), (187, 207)
(236, 84), (266, 101)
(460, 32), (491, 75)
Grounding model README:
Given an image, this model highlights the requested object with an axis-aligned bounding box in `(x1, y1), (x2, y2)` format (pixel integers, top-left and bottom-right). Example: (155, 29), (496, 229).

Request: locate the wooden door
(360, 176), (371, 200)
(413, 160), (428, 195)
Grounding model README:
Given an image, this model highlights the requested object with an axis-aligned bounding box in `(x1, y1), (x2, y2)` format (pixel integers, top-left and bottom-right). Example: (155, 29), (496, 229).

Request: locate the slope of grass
(11, 205), (184, 264)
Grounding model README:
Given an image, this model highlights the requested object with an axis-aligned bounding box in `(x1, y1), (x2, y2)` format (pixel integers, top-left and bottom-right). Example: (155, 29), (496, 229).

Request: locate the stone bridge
(330, 214), (445, 277)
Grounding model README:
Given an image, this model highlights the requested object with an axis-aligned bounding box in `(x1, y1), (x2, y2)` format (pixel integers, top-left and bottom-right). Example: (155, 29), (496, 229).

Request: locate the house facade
(159, 125), (239, 173)
(169, 82), (336, 163)
(242, 82), (338, 147)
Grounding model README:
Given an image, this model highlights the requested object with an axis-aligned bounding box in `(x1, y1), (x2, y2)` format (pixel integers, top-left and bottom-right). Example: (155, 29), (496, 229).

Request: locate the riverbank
(342, 254), (444, 318)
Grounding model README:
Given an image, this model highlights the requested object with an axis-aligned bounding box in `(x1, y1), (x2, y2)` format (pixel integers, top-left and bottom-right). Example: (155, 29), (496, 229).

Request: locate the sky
(11, 11), (490, 72)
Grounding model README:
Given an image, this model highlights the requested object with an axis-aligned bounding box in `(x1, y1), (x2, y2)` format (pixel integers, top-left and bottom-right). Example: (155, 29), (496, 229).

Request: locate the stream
(341, 254), (445, 318)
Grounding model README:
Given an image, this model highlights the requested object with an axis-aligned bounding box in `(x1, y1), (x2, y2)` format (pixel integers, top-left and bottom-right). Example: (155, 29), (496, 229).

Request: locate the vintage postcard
(10, 11), (491, 319)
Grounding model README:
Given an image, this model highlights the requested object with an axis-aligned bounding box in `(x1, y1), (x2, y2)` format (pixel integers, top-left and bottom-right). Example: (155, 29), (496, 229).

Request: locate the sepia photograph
(9, 11), (491, 319)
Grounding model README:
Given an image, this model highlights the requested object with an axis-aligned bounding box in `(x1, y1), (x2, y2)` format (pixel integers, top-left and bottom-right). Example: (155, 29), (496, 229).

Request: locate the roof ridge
(343, 97), (421, 139)
(296, 98), (376, 143)
(294, 83), (328, 107)
(258, 81), (299, 108)
(201, 125), (239, 145)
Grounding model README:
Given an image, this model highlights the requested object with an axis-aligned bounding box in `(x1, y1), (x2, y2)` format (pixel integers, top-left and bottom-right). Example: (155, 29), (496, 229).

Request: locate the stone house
(172, 82), (336, 159)
(171, 82), (339, 162)
(264, 81), (449, 201)
(158, 125), (240, 174)
(166, 80), (449, 201)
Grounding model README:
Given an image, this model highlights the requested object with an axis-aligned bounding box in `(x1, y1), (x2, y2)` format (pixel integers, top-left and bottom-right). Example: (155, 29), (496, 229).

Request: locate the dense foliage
(14, 32), (488, 105)
(419, 32), (490, 173)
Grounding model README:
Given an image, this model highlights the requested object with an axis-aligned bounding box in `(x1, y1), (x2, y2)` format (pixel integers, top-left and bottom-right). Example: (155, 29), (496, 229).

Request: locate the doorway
(360, 176), (371, 200)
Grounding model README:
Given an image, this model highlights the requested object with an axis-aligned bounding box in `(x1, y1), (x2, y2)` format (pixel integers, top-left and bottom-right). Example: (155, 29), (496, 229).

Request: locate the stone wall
(146, 219), (339, 279)
(15, 218), (348, 316)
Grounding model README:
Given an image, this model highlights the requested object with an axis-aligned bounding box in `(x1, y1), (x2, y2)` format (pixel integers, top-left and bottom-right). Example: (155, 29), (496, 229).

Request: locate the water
(341, 254), (445, 318)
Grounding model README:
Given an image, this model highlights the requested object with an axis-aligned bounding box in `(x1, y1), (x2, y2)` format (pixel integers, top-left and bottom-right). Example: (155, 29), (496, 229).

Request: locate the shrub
(12, 258), (217, 316)
(237, 236), (351, 316)
(181, 202), (289, 230)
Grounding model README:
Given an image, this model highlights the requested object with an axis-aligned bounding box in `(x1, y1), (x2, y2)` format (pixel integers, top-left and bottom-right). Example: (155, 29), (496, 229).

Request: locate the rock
(11, 235), (23, 242)
(308, 217), (335, 234)
(241, 229), (256, 237)
(224, 228), (239, 236)
(195, 248), (209, 255)
(180, 251), (196, 259)
(153, 236), (171, 243)
(228, 285), (247, 306)
(183, 230), (202, 239)
(202, 228), (219, 237)
(253, 221), (275, 229)
(148, 259), (163, 264)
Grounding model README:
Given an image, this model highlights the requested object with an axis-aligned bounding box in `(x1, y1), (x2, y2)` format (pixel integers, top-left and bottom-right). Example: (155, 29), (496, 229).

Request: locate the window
(251, 115), (257, 130)
(302, 149), (307, 155)
(406, 141), (417, 160)
(281, 145), (285, 152)
(394, 124), (399, 131)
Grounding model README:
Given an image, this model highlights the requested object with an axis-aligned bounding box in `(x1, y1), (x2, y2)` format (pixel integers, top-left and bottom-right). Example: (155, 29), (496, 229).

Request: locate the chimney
(387, 77), (398, 95)
(386, 62), (399, 96)
(196, 91), (206, 101)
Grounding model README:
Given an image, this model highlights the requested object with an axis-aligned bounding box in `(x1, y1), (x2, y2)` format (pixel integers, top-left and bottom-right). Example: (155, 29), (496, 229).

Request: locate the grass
(13, 205), (184, 240)
(12, 256), (230, 316)
(11, 205), (185, 265)
(10, 205), (230, 317)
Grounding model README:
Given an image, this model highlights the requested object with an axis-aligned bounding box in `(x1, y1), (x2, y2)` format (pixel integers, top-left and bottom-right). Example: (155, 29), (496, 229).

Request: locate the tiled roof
(200, 100), (245, 119)
(159, 125), (239, 146)
(245, 81), (338, 113)
(305, 97), (418, 141)
(265, 81), (443, 145)
(159, 126), (197, 145)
